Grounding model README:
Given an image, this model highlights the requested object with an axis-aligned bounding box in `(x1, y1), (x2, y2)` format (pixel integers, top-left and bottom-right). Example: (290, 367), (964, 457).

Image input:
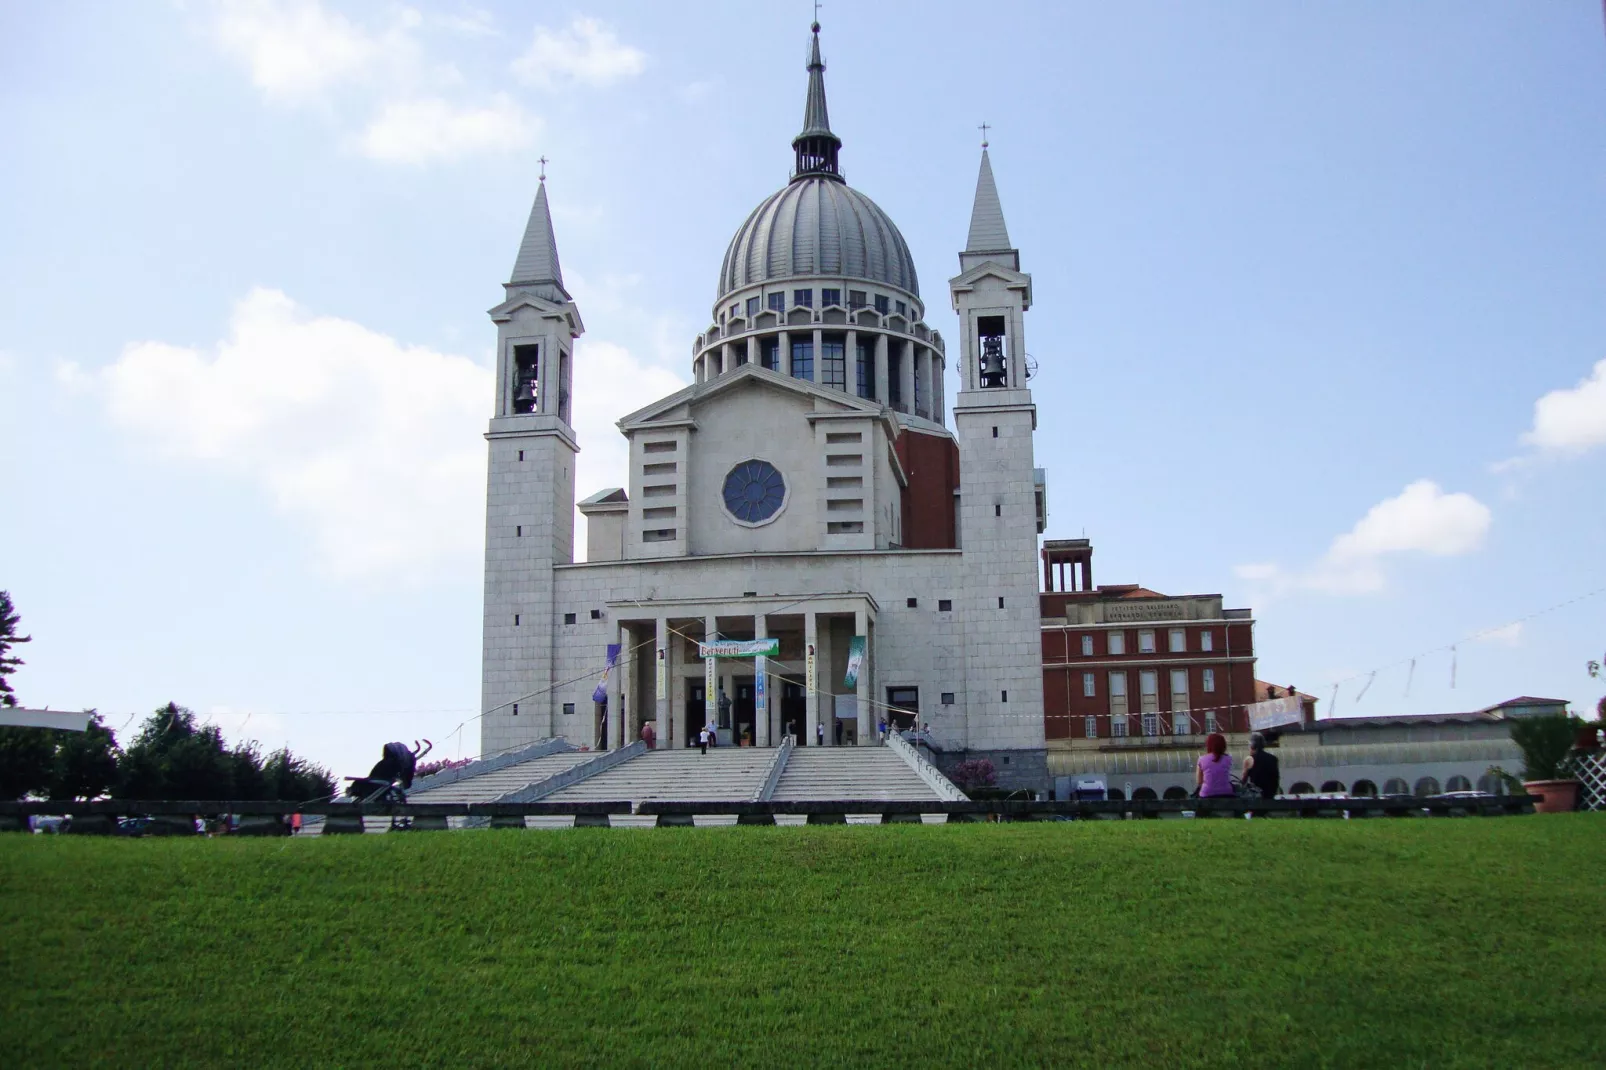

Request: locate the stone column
(779, 330), (791, 377)
(812, 327), (823, 385)
(901, 341), (916, 417)
(609, 622), (626, 750)
(538, 341), (553, 414)
(804, 611), (819, 748)
(933, 352), (945, 425)
(754, 613), (770, 747)
(874, 333), (889, 405)
(656, 616), (670, 751)
(845, 329), (858, 397)
(855, 607), (872, 746)
(722, 342), (735, 376)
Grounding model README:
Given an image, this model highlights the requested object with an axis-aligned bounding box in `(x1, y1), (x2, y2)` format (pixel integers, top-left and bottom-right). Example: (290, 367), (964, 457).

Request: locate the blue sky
(3, 1), (1604, 778)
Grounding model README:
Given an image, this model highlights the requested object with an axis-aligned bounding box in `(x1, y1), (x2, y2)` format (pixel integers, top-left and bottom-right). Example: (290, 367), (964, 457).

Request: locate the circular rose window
(722, 459), (786, 524)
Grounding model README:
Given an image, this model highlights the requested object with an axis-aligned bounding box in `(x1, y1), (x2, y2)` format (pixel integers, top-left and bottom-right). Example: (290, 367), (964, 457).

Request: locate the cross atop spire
(792, 19), (841, 180)
(538, 155), (548, 181)
(978, 122), (990, 149)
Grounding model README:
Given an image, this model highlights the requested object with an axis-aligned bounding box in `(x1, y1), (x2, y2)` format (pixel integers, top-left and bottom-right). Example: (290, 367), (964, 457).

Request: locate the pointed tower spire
(508, 175), (568, 301)
(792, 21), (842, 179)
(965, 147), (1012, 253)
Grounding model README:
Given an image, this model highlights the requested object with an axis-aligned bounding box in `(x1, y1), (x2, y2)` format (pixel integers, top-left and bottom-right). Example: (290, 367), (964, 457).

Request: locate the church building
(479, 23), (1050, 790)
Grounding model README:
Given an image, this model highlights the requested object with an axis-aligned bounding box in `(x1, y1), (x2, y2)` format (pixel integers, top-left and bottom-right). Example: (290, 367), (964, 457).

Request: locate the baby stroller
(342, 740), (432, 829)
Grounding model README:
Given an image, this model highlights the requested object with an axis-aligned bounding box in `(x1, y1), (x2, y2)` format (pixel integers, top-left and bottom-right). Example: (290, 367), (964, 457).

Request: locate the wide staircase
(409, 750), (596, 804)
(540, 748), (775, 804)
(771, 746), (941, 802)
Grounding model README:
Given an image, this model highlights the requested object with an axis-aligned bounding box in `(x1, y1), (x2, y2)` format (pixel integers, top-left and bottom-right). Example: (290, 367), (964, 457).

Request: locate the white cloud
(208, 0), (541, 167)
(1519, 357), (1606, 456)
(211, 0), (419, 104)
(92, 288), (489, 579)
(358, 94), (537, 163)
(512, 17), (646, 89)
(82, 288), (685, 577)
(1236, 480), (1492, 598)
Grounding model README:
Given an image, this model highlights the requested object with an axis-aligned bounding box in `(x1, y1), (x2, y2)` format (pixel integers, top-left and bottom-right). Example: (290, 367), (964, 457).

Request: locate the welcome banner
(698, 638), (780, 659)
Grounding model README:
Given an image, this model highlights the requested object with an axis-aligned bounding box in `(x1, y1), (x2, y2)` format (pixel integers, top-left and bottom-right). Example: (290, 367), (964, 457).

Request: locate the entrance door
(734, 679), (756, 746)
(781, 682), (806, 745)
(686, 681), (706, 749)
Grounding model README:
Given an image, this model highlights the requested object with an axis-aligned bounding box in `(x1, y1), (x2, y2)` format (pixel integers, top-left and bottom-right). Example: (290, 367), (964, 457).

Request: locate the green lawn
(2, 816), (1603, 1068)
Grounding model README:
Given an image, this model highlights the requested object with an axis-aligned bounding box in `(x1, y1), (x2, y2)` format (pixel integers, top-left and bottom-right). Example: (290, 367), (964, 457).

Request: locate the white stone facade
(479, 27), (1051, 789)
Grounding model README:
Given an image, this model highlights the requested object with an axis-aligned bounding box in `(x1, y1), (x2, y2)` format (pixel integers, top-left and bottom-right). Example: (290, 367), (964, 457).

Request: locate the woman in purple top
(1196, 732), (1234, 797)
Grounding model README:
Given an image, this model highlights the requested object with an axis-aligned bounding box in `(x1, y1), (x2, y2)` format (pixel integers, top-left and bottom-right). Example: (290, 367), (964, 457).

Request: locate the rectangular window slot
(562, 703), (575, 715)
(514, 614), (520, 626)
(825, 454), (862, 467)
(1001, 690), (1009, 702)
(906, 598), (918, 608)
(643, 528), (676, 542)
(515, 525), (522, 537)
(992, 426), (998, 438)
(518, 450), (524, 461)
(590, 609), (602, 620)
(826, 521), (864, 533)
(563, 613), (576, 624)
(825, 431), (862, 444)
(642, 462), (677, 476)
(643, 440), (677, 454)
(512, 703), (519, 716)
(642, 484), (676, 498)
(938, 599), (952, 612)
(826, 498), (863, 512)
(826, 476), (863, 489)
(941, 692), (955, 705)
(997, 596), (1004, 608)
(994, 504), (1001, 517)
(642, 506), (676, 520)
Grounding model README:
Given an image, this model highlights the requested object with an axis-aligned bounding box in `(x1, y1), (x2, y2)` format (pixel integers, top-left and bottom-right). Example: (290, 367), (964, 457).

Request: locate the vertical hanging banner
(655, 647), (666, 702)
(806, 642), (817, 693)
(704, 646), (716, 727)
(843, 635), (867, 688)
(755, 655), (767, 727)
(593, 643), (621, 704)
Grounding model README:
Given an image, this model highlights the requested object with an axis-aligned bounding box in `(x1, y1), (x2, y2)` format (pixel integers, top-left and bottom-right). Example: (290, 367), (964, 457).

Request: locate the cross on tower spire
(978, 122), (990, 149)
(538, 155), (548, 181)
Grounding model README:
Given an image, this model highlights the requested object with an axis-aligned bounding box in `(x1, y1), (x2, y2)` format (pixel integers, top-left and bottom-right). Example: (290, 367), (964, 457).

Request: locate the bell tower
(949, 143), (1047, 787)
(481, 174), (585, 756)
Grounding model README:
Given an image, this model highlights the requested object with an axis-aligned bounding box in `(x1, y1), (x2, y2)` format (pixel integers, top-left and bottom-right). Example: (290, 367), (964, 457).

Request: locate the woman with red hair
(1196, 732), (1234, 797)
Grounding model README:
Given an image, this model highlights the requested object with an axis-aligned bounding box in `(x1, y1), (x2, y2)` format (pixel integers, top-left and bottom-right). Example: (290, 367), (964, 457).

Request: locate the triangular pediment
(617, 363), (884, 431)
(488, 291), (583, 335)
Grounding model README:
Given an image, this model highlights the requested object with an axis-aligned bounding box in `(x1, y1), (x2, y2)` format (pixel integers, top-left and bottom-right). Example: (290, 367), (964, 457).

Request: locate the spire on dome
(508, 176), (568, 300)
(792, 21), (841, 179)
(965, 146), (1012, 253)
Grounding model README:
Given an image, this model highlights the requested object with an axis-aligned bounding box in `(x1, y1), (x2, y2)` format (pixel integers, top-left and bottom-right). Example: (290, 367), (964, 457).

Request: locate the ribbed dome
(717, 175), (920, 301)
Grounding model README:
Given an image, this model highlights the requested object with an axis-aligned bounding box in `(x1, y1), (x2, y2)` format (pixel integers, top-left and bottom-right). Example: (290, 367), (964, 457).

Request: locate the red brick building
(1040, 539), (1260, 748)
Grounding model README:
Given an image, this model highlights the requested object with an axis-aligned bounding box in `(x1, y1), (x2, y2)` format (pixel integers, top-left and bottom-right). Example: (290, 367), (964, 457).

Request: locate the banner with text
(698, 638), (781, 659)
(1247, 695), (1304, 731)
(843, 635), (867, 688)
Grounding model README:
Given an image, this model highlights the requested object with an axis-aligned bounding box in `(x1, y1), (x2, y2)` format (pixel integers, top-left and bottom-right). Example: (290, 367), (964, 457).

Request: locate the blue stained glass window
(722, 460), (786, 523)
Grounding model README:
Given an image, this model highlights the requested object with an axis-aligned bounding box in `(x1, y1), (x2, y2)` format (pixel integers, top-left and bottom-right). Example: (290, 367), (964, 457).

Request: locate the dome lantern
(792, 22), (841, 180)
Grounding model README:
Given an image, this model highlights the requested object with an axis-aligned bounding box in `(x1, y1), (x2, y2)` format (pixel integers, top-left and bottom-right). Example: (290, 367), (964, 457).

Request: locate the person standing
(1196, 732), (1234, 798)
(816, 721), (824, 747)
(698, 725), (709, 755)
(1242, 733), (1280, 799)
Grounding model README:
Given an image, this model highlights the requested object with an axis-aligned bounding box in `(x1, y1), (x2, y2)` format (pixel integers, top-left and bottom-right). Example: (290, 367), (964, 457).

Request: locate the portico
(606, 594), (877, 752)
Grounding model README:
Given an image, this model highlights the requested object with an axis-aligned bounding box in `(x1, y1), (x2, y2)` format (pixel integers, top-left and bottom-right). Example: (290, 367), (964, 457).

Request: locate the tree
(50, 712), (121, 799)
(0, 725), (55, 799)
(262, 747), (336, 801)
(115, 703), (238, 800)
(0, 590), (31, 707)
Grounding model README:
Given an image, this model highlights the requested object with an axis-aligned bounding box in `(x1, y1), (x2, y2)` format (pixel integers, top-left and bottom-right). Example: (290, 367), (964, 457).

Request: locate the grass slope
(2, 817), (1604, 1068)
